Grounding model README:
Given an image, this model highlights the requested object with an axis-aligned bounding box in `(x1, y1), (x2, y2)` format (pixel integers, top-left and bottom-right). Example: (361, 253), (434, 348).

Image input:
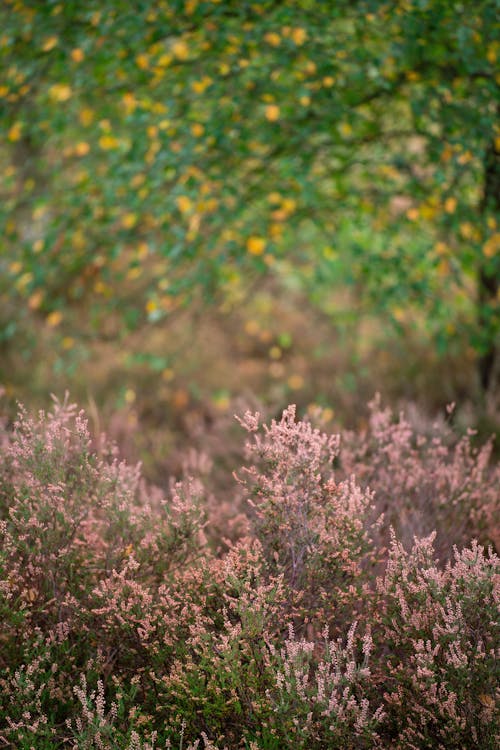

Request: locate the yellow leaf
(406, 207), (419, 221)
(46, 311), (62, 327)
(98, 134), (119, 150)
(124, 389), (136, 404)
(172, 39), (189, 60)
(79, 108), (94, 126)
(28, 290), (43, 310)
(8, 122), (22, 142)
(291, 28), (307, 45)
(246, 236), (266, 255)
(264, 32), (281, 47)
(127, 267), (142, 280)
(338, 121), (352, 138)
(265, 104), (280, 122)
(122, 93), (137, 114)
(121, 213), (138, 229)
(176, 195), (192, 213)
(71, 48), (84, 62)
(483, 233), (500, 258)
(42, 36), (58, 52)
(444, 196), (457, 214)
(191, 122), (205, 137)
(267, 192), (282, 204)
(434, 241), (448, 256)
(157, 53), (172, 67)
(191, 76), (212, 93)
(74, 141), (90, 156)
(48, 84), (72, 102)
(136, 53), (149, 70)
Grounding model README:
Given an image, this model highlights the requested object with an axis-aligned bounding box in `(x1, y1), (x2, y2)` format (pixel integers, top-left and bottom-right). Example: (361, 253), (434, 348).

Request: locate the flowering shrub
(0, 397), (498, 748)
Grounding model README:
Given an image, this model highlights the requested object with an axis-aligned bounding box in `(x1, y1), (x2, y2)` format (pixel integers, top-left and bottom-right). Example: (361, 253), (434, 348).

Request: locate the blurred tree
(1, 0), (498, 390)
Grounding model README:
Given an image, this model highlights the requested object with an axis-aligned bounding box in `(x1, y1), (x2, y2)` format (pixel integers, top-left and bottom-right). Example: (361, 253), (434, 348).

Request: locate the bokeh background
(1, 0), (499, 479)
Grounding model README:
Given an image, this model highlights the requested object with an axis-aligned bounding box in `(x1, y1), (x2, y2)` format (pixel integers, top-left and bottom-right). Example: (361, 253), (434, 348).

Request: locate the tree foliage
(1, 0), (499, 385)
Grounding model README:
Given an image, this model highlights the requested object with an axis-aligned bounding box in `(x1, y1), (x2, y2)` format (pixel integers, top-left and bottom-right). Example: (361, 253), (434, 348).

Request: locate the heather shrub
(263, 622), (385, 749)
(0, 397), (498, 748)
(376, 533), (499, 749)
(236, 406), (378, 630)
(340, 396), (500, 558)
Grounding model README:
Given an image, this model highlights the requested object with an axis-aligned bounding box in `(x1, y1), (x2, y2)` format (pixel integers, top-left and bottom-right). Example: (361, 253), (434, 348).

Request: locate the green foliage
(1, 0), (498, 373)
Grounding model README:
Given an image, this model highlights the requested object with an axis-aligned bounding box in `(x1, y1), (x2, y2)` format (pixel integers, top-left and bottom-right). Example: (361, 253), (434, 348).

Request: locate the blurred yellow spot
(264, 32), (281, 46)
(46, 311), (62, 327)
(157, 53), (172, 67)
(126, 267), (142, 280)
(124, 389), (136, 404)
(457, 150), (472, 165)
(434, 241), (448, 256)
(269, 346), (282, 360)
(79, 108), (94, 126)
(8, 122), (22, 142)
(172, 40), (189, 60)
(121, 212), (138, 229)
(98, 134), (119, 150)
(136, 53), (149, 69)
(62, 337), (75, 350)
(16, 272), (33, 291)
(244, 320), (260, 335)
(265, 104), (280, 122)
(406, 207), (419, 221)
(213, 393), (230, 411)
(299, 95), (311, 106)
(459, 222), (474, 239)
(444, 196), (457, 213)
(338, 122), (353, 138)
(10, 261), (22, 274)
(246, 236), (266, 255)
(267, 192), (282, 204)
(176, 195), (192, 213)
(291, 28), (307, 45)
(48, 83), (72, 102)
(161, 368), (174, 382)
(74, 141), (90, 156)
(145, 299), (157, 314)
(137, 242), (149, 259)
(323, 76), (335, 87)
(191, 76), (212, 93)
(483, 233), (500, 258)
(28, 290), (43, 310)
(191, 122), (205, 137)
(42, 36), (58, 51)
(323, 246), (337, 260)
(71, 48), (84, 62)
(437, 259), (449, 276)
(287, 374), (304, 390)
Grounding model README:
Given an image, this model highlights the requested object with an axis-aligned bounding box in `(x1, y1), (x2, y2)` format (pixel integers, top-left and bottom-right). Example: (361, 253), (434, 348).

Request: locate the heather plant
(0, 397), (499, 748)
(263, 622), (385, 749)
(376, 533), (499, 749)
(236, 405), (378, 630)
(340, 396), (500, 559)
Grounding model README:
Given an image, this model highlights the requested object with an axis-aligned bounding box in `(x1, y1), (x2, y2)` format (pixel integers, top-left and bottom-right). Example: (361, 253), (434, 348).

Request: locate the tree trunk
(478, 138), (500, 393)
